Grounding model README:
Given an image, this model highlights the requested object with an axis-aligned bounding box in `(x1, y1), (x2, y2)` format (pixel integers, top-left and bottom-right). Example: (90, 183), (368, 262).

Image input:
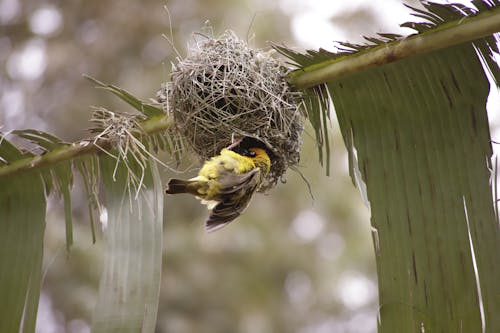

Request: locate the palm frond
(84, 75), (165, 118)
(91, 155), (163, 333)
(0, 139), (45, 333)
(0, 80), (174, 333)
(278, 1), (500, 331)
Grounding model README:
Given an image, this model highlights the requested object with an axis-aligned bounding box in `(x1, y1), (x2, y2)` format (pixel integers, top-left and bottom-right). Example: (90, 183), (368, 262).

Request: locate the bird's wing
(205, 168), (261, 232)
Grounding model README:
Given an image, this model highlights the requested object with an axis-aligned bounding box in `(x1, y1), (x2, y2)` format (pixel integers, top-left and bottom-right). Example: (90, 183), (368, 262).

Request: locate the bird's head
(243, 147), (271, 175)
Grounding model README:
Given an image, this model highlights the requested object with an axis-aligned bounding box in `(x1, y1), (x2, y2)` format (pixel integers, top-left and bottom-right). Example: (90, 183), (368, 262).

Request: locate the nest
(159, 31), (304, 191)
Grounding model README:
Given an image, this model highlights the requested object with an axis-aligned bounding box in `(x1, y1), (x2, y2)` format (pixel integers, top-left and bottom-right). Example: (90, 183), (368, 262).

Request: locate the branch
(0, 114), (173, 178)
(288, 7), (500, 89)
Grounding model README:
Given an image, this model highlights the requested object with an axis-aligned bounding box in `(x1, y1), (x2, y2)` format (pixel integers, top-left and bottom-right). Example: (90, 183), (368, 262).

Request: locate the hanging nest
(158, 30), (304, 191)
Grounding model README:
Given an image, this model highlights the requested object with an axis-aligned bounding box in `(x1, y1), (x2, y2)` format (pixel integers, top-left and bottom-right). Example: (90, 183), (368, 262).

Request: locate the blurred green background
(0, 0), (422, 332)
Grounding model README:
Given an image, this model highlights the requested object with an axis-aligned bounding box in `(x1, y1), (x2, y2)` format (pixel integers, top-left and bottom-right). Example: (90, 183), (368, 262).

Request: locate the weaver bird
(166, 147), (271, 232)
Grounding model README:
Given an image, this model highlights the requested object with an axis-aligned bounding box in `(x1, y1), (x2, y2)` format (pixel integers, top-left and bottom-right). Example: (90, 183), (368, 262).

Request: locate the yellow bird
(165, 147), (271, 232)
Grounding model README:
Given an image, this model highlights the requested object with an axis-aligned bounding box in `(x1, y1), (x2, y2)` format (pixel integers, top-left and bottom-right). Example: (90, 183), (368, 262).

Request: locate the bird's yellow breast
(195, 149), (257, 199)
(199, 148), (256, 179)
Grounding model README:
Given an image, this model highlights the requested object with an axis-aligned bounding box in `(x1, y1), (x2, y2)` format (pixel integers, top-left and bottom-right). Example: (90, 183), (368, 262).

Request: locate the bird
(165, 147), (271, 232)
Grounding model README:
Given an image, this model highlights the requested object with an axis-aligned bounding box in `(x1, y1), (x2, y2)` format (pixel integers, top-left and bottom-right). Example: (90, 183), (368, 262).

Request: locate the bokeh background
(3, 0), (484, 332)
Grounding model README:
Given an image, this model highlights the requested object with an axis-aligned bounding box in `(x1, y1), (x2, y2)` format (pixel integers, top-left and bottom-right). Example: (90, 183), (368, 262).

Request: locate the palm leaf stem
(289, 7), (500, 89)
(0, 114), (172, 178)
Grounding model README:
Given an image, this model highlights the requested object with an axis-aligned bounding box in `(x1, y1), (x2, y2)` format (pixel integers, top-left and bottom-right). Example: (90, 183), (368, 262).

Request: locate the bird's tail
(165, 178), (204, 195)
(165, 179), (191, 194)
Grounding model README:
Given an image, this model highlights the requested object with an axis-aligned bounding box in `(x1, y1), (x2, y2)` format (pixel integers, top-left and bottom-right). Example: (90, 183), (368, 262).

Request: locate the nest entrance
(162, 31), (304, 191)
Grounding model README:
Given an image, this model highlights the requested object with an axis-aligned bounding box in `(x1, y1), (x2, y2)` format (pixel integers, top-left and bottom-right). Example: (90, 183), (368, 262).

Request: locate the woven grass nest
(160, 31), (304, 191)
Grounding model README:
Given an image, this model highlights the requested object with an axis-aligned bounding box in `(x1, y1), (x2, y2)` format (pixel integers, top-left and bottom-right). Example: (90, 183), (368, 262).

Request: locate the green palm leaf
(91, 156), (163, 333)
(0, 139), (45, 333)
(0, 86), (172, 332)
(278, 1), (500, 331)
